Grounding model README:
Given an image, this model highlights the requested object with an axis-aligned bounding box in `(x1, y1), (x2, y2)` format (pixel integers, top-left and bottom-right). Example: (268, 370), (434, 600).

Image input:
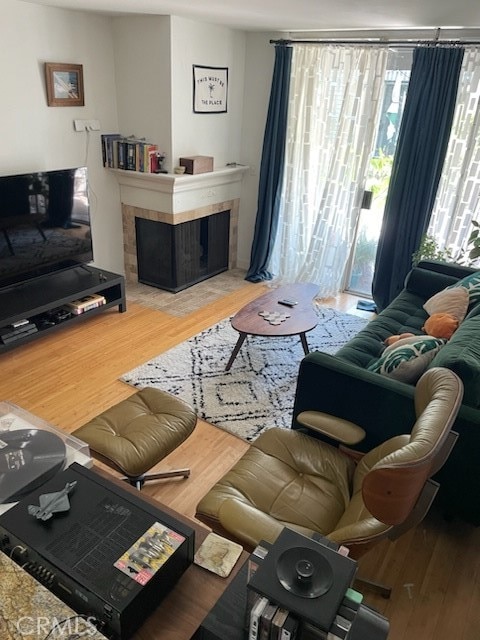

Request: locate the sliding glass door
(346, 49), (412, 297)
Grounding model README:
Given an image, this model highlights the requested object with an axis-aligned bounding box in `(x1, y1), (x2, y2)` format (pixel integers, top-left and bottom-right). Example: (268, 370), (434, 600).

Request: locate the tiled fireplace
(114, 166), (247, 289)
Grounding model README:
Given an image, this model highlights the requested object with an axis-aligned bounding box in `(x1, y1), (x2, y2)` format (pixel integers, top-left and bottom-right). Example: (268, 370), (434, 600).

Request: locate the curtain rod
(270, 38), (480, 47)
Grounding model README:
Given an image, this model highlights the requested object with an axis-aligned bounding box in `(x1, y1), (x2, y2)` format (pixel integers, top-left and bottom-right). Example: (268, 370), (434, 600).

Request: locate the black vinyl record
(0, 429), (66, 503)
(276, 545), (334, 599)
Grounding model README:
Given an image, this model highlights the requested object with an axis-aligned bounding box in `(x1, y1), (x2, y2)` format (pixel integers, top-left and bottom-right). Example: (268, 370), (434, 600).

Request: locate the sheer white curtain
(428, 48), (480, 256)
(267, 44), (388, 297)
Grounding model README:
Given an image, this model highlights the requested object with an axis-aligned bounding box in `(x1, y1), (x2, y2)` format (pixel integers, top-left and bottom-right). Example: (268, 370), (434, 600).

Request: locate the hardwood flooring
(0, 279), (478, 640)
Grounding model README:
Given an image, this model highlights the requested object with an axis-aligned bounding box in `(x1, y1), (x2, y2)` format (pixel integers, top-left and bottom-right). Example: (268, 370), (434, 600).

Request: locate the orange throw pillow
(422, 313), (459, 340)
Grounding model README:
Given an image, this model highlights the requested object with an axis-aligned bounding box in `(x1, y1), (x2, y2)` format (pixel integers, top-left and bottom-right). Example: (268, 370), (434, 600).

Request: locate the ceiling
(21, 0), (480, 33)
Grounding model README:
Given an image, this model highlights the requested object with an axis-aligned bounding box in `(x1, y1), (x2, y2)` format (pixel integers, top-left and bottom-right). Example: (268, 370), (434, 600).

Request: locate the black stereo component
(247, 529), (389, 640)
(0, 463), (195, 640)
(46, 307), (72, 323)
(0, 322), (38, 343)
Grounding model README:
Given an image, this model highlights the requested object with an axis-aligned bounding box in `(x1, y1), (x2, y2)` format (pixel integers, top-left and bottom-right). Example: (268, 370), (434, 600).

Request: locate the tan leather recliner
(195, 368), (463, 563)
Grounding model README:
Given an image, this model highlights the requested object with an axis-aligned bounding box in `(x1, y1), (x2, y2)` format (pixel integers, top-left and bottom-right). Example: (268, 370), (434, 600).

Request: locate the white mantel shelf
(111, 165), (249, 215)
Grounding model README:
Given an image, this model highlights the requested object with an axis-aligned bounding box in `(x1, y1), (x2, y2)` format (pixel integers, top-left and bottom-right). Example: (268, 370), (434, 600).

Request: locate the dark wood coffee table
(225, 282), (319, 371)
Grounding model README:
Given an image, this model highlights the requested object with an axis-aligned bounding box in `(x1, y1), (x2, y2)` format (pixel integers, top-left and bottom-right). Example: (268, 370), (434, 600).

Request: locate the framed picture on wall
(193, 65), (228, 114)
(45, 62), (84, 107)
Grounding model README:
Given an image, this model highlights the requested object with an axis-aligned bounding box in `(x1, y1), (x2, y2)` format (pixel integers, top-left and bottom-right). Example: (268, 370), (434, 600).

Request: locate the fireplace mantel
(111, 165), (248, 215)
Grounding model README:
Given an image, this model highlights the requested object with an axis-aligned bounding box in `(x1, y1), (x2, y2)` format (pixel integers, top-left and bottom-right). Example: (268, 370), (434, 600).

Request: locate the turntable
(0, 401), (92, 511)
(0, 428), (66, 503)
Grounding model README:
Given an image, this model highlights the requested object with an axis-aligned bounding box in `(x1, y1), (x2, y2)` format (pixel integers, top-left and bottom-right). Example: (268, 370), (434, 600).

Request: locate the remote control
(278, 299), (297, 307)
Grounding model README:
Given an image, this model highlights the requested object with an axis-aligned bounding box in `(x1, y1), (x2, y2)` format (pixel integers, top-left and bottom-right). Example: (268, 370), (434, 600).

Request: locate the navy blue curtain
(245, 44), (292, 282)
(372, 46), (464, 312)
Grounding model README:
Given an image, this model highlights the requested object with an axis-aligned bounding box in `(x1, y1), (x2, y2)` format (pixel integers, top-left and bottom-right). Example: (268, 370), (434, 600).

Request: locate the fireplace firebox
(135, 210), (230, 292)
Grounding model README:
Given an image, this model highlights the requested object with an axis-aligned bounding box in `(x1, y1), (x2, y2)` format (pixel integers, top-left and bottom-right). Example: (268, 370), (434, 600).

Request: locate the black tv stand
(78, 264), (94, 274)
(0, 266), (126, 353)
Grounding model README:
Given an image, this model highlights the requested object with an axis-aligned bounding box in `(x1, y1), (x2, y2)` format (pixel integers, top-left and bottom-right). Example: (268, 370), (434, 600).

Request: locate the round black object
(276, 546), (334, 598)
(0, 429), (66, 503)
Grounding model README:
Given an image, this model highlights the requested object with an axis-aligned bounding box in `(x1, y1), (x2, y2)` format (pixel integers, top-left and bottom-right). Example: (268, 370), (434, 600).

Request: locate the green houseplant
(412, 222), (480, 269)
(412, 235), (454, 267)
(463, 220), (480, 263)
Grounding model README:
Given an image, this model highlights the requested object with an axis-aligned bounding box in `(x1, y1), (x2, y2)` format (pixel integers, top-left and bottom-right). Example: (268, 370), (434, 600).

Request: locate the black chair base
(122, 468), (191, 490)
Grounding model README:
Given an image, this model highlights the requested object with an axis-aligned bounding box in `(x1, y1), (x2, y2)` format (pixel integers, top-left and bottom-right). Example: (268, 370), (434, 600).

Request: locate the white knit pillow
(423, 286), (469, 322)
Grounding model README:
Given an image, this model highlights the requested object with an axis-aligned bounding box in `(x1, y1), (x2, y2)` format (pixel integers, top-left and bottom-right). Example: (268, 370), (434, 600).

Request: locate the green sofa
(292, 260), (480, 525)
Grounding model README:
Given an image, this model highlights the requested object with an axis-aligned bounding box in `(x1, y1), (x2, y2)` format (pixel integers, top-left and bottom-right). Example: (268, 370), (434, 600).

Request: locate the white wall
(170, 16), (246, 170)
(112, 15), (248, 173)
(0, 0), (124, 274)
(112, 16), (172, 161)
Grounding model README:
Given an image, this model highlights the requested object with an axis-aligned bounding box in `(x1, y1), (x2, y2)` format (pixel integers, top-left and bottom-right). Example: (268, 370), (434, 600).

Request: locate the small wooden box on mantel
(179, 155), (214, 174)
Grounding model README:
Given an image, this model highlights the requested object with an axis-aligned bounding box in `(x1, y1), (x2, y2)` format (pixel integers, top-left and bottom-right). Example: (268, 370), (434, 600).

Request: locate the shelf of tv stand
(0, 266), (126, 353)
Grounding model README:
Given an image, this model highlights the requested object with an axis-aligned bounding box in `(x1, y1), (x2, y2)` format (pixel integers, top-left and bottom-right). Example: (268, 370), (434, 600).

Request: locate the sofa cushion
(367, 337), (446, 383)
(336, 288), (428, 368)
(405, 266), (463, 299)
(430, 314), (480, 408)
(423, 286), (468, 322)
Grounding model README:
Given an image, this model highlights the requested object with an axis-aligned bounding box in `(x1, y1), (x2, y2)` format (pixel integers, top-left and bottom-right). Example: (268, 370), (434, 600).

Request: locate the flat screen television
(0, 167), (93, 290)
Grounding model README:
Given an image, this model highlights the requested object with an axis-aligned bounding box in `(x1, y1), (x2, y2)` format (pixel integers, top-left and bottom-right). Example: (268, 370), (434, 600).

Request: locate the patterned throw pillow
(367, 337), (447, 384)
(447, 271), (480, 309)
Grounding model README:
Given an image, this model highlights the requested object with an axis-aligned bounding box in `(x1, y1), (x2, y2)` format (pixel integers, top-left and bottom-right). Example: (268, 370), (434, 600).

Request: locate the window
(346, 50), (412, 296)
(427, 48), (480, 262)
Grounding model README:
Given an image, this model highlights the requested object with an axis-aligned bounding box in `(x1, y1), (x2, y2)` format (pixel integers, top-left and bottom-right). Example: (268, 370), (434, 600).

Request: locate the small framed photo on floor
(193, 65), (228, 114)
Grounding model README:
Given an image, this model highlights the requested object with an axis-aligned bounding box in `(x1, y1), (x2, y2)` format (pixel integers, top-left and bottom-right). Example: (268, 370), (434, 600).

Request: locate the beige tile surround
(122, 199), (239, 284)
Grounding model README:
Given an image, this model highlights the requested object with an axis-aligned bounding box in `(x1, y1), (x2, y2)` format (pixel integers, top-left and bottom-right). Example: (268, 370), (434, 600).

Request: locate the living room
(1, 1), (480, 639)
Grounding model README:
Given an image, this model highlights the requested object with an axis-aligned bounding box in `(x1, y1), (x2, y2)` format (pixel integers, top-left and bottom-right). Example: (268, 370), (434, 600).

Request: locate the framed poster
(45, 62), (84, 107)
(193, 65), (228, 114)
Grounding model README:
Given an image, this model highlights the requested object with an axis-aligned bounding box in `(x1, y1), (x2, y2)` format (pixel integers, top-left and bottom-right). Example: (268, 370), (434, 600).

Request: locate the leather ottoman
(73, 388), (196, 489)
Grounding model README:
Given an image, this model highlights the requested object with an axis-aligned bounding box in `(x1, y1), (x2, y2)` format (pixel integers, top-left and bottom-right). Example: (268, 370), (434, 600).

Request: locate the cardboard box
(179, 156), (214, 174)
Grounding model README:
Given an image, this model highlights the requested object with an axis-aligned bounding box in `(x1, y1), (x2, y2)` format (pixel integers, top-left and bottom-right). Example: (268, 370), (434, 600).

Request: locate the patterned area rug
(120, 307), (368, 442)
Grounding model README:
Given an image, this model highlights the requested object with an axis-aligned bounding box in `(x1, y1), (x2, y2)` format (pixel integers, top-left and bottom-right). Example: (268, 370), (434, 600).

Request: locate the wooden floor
(0, 280), (478, 640)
